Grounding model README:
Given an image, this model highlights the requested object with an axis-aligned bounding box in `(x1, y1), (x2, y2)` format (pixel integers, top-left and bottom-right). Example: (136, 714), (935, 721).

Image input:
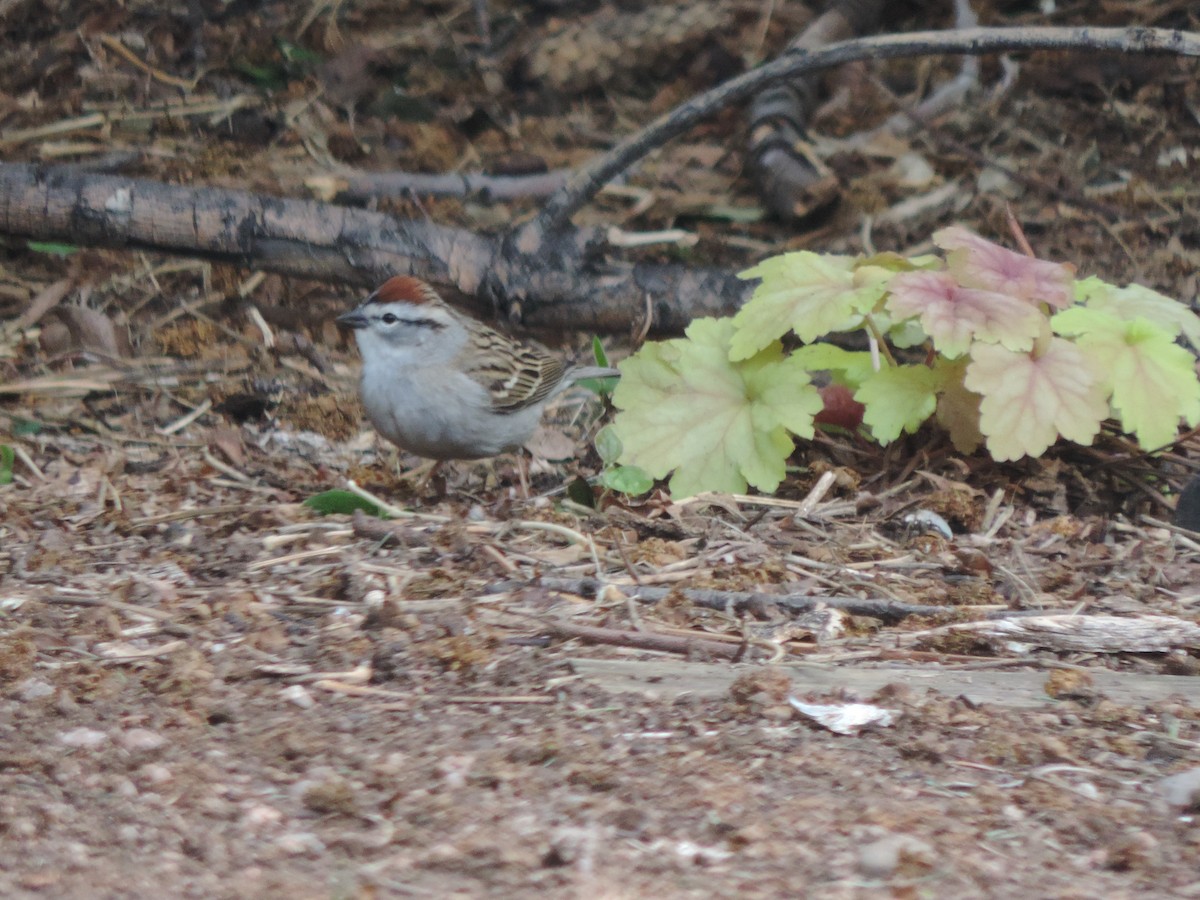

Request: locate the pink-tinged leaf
(887, 270), (1043, 358)
(933, 358), (984, 454)
(964, 339), (1108, 461)
(935, 226), (1075, 309)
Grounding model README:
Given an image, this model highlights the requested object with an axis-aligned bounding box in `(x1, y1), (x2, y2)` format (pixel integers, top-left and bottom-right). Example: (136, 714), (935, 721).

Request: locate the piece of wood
(569, 658), (1200, 709)
(913, 615), (1200, 654)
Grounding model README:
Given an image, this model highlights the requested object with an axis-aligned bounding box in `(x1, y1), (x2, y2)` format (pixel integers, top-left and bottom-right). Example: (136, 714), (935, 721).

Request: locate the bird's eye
(380, 313), (399, 325)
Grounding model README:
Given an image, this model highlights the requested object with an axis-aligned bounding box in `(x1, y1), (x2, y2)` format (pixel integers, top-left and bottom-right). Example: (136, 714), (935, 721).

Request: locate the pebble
(1155, 766), (1200, 808)
(15, 679), (54, 701)
(240, 804), (283, 831)
(8, 818), (37, 839)
(274, 832), (326, 856)
(281, 685), (315, 709)
(137, 763), (174, 787)
(857, 833), (935, 879)
(121, 728), (168, 753)
(112, 776), (138, 798)
(58, 727), (108, 749)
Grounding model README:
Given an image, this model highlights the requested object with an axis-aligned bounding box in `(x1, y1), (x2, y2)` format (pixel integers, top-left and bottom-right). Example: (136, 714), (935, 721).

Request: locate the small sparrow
(337, 276), (618, 465)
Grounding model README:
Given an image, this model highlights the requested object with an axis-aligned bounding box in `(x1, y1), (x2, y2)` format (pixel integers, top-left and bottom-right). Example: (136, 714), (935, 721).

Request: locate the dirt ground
(3, 0), (1200, 897)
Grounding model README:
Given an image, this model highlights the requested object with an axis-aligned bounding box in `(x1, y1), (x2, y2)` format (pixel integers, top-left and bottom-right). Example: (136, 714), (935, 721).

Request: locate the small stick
(541, 619), (741, 659)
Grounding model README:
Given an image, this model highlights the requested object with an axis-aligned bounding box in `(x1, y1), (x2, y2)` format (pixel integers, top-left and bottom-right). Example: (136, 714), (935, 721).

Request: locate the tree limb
(518, 26), (1200, 245)
(0, 162), (746, 333)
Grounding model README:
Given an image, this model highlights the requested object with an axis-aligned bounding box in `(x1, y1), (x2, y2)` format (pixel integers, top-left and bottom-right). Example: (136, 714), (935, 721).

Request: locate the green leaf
(594, 425), (623, 465)
(732, 253), (890, 360)
(303, 490), (389, 518)
(790, 344), (876, 388)
(233, 60), (287, 88)
(1056, 309), (1200, 449)
(9, 418), (41, 436)
(855, 364), (940, 443)
(275, 39), (322, 65)
(26, 241), (77, 257)
(576, 374), (618, 395)
(885, 316), (933, 350)
(1074, 277), (1200, 351)
(858, 251), (936, 272)
(611, 317), (822, 497)
(600, 465), (655, 495)
(0, 445), (13, 485)
(591, 337), (610, 368)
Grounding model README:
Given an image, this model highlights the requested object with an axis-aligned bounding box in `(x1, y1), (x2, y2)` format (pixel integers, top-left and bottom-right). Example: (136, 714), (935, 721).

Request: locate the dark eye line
(376, 314), (444, 330)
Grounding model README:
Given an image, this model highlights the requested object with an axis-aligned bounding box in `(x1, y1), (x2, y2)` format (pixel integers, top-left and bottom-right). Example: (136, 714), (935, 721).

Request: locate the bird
(337, 276), (618, 488)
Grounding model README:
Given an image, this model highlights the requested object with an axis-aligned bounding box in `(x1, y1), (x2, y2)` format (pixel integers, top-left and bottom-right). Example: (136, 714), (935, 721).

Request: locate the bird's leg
(409, 460), (445, 497)
(515, 451), (530, 499)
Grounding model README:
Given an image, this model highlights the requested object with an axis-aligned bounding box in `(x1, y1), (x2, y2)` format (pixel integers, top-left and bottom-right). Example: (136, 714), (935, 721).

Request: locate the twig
(344, 479), (451, 522)
(131, 503), (264, 526)
(96, 33), (200, 91)
(488, 577), (1076, 624)
(245, 546), (345, 572)
(442, 694), (555, 704)
(520, 26), (1199, 241)
(157, 398), (213, 435)
(540, 619), (741, 659)
(13, 444), (45, 481)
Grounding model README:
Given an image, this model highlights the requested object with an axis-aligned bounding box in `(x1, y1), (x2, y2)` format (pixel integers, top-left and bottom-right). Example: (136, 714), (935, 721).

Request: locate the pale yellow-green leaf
(791, 344), (876, 387)
(611, 317), (822, 497)
(733, 253), (889, 360)
(854, 364), (940, 444)
(1058, 312), (1200, 450)
(1075, 276), (1200, 351)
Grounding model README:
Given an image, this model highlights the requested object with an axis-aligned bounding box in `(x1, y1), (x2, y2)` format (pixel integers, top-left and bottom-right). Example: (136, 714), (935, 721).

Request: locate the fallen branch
(540, 619), (741, 660)
(0, 162), (745, 333)
(486, 576), (1043, 624)
(910, 614), (1200, 654)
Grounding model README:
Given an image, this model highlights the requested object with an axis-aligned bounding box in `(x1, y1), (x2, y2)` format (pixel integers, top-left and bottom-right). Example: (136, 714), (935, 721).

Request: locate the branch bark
(0, 162), (746, 333)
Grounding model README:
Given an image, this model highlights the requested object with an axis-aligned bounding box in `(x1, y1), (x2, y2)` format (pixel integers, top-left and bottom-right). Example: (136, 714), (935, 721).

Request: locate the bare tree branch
(0, 162), (746, 333)
(516, 26), (1200, 243)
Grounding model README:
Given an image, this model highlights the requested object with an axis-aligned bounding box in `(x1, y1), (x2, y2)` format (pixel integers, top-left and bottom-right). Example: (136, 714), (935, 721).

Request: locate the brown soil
(2, 1), (1200, 897)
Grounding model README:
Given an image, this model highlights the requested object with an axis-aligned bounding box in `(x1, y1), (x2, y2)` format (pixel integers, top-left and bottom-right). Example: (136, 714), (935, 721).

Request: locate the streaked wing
(460, 320), (566, 413)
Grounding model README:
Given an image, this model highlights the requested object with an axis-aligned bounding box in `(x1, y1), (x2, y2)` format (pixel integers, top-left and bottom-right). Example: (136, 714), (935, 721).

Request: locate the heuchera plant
(602, 226), (1200, 498)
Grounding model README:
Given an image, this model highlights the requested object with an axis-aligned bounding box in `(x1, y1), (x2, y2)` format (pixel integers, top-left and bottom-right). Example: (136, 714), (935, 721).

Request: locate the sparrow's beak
(336, 308), (370, 330)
